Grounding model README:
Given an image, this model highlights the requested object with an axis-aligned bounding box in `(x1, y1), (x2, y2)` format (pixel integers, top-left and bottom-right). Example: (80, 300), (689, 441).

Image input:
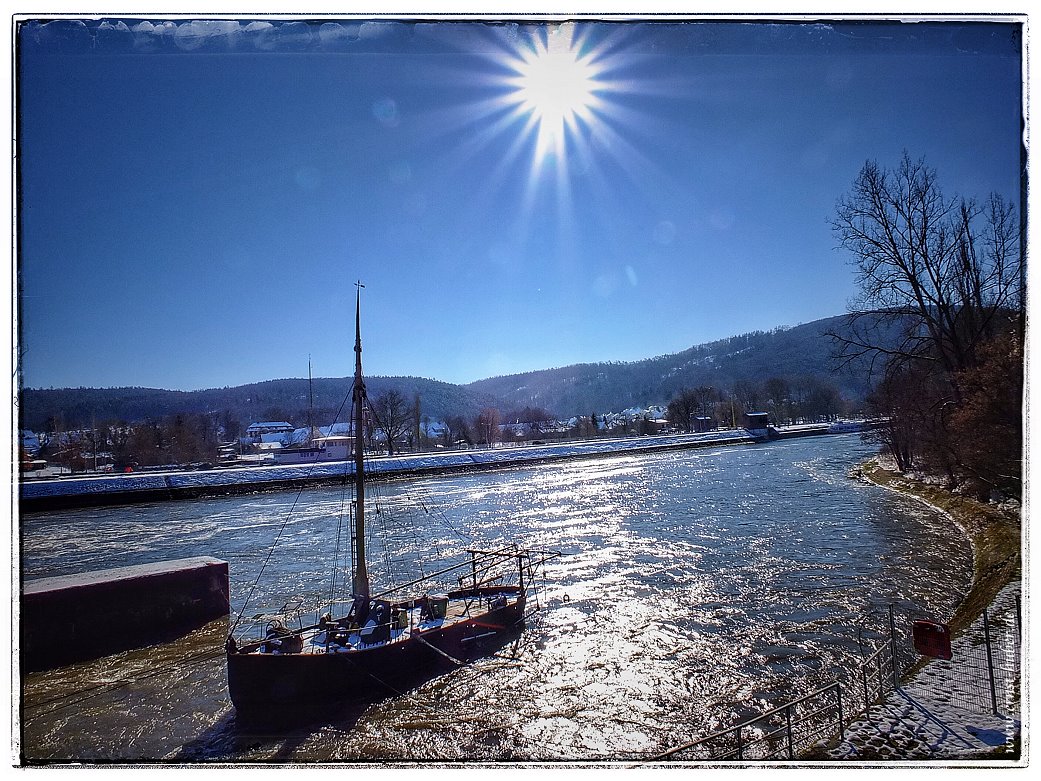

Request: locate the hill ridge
(19, 313), (892, 431)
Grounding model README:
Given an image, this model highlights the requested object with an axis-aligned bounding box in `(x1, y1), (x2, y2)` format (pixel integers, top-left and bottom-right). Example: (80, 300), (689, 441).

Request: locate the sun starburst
(504, 23), (605, 162)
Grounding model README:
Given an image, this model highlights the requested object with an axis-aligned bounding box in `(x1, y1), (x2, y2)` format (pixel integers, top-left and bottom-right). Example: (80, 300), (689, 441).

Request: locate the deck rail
(231, 545), (560, 648)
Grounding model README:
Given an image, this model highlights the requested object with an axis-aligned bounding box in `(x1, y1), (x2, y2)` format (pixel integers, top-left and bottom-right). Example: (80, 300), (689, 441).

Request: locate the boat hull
(227, 601), (524, 726)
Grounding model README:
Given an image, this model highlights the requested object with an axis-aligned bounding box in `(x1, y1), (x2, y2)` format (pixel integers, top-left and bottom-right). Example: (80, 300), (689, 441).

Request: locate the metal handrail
(654, 682), (843, 761)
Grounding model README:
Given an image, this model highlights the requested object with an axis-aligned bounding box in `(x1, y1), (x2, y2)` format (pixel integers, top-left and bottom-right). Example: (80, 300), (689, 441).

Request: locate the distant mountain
(19, 314), (897, 432)
(18, 376), (503, 434)
(465, 314), (894, 418)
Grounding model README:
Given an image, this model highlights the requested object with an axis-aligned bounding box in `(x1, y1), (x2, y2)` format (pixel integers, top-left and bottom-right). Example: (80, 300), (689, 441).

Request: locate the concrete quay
(21, 557), (230, 672)
(19, 424), (857, 512)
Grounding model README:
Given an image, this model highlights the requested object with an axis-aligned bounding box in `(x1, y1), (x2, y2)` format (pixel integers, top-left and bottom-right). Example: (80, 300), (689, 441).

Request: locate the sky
(14, 15), (1025, 391)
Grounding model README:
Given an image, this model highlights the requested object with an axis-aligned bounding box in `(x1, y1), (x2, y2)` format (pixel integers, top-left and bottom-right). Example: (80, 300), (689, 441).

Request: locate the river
(19, 434), (973, 763)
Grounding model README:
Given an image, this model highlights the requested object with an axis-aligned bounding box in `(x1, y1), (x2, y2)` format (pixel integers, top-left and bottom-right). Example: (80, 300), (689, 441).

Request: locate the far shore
(20, 423), (867, 512)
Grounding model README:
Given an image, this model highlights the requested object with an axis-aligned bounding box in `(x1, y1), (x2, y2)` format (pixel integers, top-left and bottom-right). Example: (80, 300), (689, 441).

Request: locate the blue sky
(16, 17), (1024, 391)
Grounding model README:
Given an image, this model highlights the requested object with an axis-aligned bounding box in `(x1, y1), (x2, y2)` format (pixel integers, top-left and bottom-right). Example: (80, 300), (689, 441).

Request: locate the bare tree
(411, 393), (421, 452)
(830, 152), (1022, 391)
(731, 379), (762, 419)
(371, 390), (414, 456)
(832, 153), (1023, 491)
(666, 388), (699, 433)
(475, 407), (501, 447)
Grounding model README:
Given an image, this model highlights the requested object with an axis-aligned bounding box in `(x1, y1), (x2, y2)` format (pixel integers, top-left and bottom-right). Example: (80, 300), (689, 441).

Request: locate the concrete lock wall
(21, 556), (230, 673)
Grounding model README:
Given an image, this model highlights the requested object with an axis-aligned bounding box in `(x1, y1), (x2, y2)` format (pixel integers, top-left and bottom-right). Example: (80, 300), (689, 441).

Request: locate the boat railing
(517, 547), (561, 616)
(370, 545), (560, 602)
(231, 544), (560, 651)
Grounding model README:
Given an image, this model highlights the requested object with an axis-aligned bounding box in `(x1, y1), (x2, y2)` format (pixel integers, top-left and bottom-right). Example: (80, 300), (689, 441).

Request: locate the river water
(19, 435), (973, 763)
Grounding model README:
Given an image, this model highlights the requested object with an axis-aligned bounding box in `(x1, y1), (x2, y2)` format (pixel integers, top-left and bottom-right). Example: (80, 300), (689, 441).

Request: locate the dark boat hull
(227, 601), (524, 726)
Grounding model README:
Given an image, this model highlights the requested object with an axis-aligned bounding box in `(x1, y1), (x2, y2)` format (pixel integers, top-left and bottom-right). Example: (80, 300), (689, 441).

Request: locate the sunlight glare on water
(20, 436), (972, 762)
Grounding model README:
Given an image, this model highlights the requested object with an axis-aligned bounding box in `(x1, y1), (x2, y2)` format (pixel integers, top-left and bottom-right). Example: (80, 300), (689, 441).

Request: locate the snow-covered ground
(19, 429), (757, 501)
(827, 580), (1022, 762)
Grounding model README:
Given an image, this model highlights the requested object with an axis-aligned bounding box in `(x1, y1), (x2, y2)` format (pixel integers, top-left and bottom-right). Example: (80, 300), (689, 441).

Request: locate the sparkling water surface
(19, 435), (972, 763)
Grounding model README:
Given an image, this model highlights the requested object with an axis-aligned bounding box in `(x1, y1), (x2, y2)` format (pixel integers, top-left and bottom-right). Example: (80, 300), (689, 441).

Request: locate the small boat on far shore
(271, 434), (352, 464)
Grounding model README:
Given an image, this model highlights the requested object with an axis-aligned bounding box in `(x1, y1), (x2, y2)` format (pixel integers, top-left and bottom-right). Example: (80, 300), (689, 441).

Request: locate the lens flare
(515, 45), (597, 145)
(505, 23), (605, 162)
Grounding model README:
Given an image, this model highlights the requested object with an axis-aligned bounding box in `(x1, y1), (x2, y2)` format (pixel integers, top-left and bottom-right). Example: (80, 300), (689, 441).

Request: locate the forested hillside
(19, 377), (503, 434)
(19, 313), (895, 432)
(465, 315), (896, 417)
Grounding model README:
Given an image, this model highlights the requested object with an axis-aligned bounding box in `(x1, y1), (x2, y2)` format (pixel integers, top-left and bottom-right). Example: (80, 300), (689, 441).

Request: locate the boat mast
(352, 282), (370, 604)
(307, 356), (315, 442)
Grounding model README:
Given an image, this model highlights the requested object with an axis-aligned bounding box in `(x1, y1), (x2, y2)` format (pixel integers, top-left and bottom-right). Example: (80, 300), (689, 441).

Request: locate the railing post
(888, 604), (899, 688)
(871, 655), (880, 701)
(785, 704), (794, 759)
(736, 726), (744, 761)
(982, 608), (999, 715)
(835, 684), (844, 740)
(858, 627), (871, 714)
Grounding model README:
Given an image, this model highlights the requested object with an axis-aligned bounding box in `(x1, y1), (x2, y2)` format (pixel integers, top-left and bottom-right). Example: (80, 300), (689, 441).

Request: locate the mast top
(354, 281), (364, 374)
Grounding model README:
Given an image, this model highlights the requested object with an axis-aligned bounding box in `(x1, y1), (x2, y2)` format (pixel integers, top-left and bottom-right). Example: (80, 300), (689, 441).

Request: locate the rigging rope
(232, 385), (354, 635)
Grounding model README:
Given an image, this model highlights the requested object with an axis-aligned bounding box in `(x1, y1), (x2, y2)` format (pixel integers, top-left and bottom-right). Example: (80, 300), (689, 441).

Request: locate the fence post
(785, 704), (794, 759)
(982, 608), (999, 715)
(736, 726), (744, 761)
(858, 627), (871, 714)
(861, 665), (870, 715)
(888, 604), (899, 688)
(835, 684), (845, 740)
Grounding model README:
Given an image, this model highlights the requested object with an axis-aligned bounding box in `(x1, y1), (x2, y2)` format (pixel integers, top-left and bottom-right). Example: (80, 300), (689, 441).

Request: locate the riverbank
(825, 459), (1024, 761)
(827, 581), (1021, 762)
(19, 427), (771, 512)
(855, 459), (1021, 636)
(20, 423), (868, 512)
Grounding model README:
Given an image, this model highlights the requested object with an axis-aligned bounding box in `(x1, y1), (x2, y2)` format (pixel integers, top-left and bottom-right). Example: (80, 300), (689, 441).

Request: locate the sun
(506, 24), (604, 159)
(516, 42), (597, 130)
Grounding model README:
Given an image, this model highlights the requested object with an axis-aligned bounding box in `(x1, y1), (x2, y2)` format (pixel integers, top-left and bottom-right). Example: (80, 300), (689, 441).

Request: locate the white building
(245, 422), (295, 442)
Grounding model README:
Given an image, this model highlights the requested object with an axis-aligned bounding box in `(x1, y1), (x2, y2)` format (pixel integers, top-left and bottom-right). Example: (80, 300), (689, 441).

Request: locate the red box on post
(912, 619), (952, 660)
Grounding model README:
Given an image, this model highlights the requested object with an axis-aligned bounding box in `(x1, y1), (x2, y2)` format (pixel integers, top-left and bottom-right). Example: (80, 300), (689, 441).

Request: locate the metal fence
(908, 603), (1022, 717)
(654, 592), (1021, 762)
(654, 683), (844, 761)
(857, 599), (1022, 719)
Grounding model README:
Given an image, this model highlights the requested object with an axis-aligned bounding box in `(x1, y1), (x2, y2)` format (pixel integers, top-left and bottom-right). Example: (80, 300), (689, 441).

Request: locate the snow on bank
(20, 429), (757, 501)
(826, 581), (1021, 761)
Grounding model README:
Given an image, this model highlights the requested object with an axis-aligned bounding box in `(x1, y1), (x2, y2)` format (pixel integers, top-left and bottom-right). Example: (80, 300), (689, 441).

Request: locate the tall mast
(352, 282), (370, 604)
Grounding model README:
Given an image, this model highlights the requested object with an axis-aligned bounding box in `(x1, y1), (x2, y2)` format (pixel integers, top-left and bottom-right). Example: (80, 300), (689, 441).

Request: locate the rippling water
(20, 435), (972, 763)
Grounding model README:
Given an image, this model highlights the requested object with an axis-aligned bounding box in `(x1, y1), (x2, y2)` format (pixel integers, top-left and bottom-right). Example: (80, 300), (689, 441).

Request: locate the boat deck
(247, 591), (518, 656)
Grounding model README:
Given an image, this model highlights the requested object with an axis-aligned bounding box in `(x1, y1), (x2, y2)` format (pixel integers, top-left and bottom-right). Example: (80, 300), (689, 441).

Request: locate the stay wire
(354, 392), (473, 549)
(232, 385), (354, 635)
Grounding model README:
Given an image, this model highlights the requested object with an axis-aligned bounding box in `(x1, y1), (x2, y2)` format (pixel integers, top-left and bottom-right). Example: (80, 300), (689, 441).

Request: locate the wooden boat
(226, 284), (558, 725)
